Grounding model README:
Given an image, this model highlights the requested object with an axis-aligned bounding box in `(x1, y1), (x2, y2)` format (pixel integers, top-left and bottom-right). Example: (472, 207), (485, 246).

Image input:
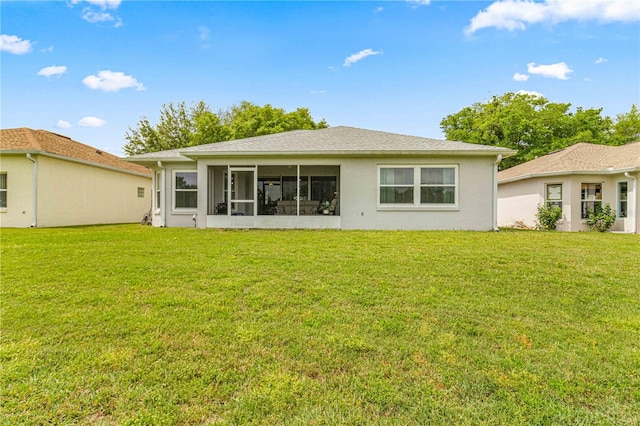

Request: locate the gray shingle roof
(498, 142), (640, 183)
(127, 126), (514, 163)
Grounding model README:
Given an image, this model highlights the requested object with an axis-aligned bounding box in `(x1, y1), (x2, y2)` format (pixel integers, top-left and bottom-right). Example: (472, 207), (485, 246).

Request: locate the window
(545, 184), (562, 210)
(581, 183), (602, 219)
(379, 166), (457, 207)
(137, 187), (145, 198)
(282, 176), (309, 200)
(174, 171), (197, 209)
(0, 173), (6, 209)
(311, 176), (337, 203)
(155, 171), (161, 210)
(618, 182), (628, 218)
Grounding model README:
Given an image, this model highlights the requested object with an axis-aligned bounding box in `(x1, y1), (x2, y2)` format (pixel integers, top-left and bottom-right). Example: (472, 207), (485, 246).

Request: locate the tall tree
(124, 101), (208, 155)
(124, 100), (328, 155)
(613, 104), (640, 145)
(439, 92), (631, 169)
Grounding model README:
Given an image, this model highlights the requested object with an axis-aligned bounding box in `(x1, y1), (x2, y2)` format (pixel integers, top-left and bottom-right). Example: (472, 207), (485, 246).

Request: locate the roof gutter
(493, 154), (503, 231)
(624, 171), (638, 234)
(26, 153), (37, 227)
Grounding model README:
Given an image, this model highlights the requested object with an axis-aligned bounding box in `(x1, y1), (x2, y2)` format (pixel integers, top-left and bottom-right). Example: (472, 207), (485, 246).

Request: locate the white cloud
(71, 0), (121, 9)
(41, 45), (54, 53)
(513, 72), (530, 82)
(37, 65), (68, 77)
(343, 48), (382, 67)
(78, 116), (106, 127)
(465, 0), (640, 35)
(71, 0), (123, 27)
(527, 62), (573, 80)
(375, 6), (384, 13)
(310, 90), (327, 94)
(56, 120), (72, 129)
(81, 9), (122, 27)
(83, 70), (146, 92)
(0, 34), (33, 55)
(408, 0), (431, 6)
(595, 57), (607, 64)
(516, 90), (544, 98)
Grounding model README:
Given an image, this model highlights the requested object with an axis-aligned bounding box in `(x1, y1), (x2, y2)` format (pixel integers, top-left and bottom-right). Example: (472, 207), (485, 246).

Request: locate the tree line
(123, 100), (328, 156)
(440, 92), (639, 169)
(124, 94), (639, 170)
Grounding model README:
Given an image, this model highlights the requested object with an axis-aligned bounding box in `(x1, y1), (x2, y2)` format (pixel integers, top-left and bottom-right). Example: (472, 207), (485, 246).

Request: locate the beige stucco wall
(0, 155), (36, 228)
(498, 172), (639, 233)
(35, 155), (151, 227)
(151, 155), (500, 231)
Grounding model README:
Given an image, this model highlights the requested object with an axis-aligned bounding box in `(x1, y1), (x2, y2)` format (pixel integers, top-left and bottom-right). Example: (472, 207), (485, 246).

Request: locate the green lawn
(1, 225), (639, 425)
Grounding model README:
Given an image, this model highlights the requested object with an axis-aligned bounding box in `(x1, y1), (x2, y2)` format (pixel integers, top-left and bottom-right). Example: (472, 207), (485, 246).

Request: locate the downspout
(157, 161), (166, 227)
(26, 154), (37, 227)
(492, 155), (503, 231)
(624, 171), (638, 234)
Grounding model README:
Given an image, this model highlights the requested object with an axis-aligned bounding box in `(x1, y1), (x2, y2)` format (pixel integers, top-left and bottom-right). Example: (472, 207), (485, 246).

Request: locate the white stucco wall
(154, 155), (500, 231)
(498, 173), (639, 233)
(339, 156), (497, 230)
(0, 155), (36, 228)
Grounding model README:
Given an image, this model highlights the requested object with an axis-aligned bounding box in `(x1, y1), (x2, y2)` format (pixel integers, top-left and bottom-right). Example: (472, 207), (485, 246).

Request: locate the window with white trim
(545, 184), (562, 210)
(0, 173), (6, 209)
(174, 171), (197, 209)
(378, 165), (458, 207)
(581, 182), (602, 219)
(155, 171), (161, 210)
(618, 182), (628, 218)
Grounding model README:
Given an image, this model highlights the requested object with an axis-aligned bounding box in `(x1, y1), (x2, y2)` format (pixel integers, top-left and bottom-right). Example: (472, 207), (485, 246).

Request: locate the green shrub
(536, 203), (563, 230)
(586, 203), (617, 232)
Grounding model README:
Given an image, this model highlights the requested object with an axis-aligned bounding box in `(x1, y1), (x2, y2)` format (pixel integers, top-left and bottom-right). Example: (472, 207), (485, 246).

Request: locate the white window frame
(0, 172), (7, 211)
(581, 182), (602, 220)
(173, 170), (198, 212)
(154, 171), (162, 212)
(618, 181), (628, 218)
(545, 183), (563, 211)
(377, 165), (459, 210)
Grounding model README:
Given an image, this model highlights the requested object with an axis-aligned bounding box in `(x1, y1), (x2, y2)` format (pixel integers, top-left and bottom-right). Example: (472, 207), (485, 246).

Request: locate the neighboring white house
(0, 128), (152, 228)
(497, 142), (640, 233)
(126, 126), (514, 230)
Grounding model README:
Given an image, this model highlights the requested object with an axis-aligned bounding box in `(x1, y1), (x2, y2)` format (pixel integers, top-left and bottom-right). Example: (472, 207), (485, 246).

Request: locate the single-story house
(497, 142), (639, 233)
(126, 126), (515, 230)
(0, 128), (152, 228)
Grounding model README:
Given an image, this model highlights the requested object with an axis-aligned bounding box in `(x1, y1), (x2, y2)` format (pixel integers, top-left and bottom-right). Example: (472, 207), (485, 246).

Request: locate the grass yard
(1, 225), (639, 425)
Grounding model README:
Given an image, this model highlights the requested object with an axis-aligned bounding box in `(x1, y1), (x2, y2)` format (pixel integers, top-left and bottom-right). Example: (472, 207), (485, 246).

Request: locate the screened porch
(205, 165), (340, 228)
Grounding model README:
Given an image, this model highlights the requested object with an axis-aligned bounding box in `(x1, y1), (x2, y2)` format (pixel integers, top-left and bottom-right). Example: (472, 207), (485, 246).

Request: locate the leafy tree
(613, 104), (640, 145)
(124, 101), (208, 155)
(124, 100), (328, 155)
(440, 93), (636, 169)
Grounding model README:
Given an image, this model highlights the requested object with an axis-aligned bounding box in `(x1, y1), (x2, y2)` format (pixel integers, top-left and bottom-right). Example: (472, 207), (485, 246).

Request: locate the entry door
(229, 167), (256, 227)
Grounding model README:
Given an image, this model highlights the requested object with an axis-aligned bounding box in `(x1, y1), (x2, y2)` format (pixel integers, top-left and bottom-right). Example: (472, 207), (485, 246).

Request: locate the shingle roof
(126, 126), (515, 163)
(1, 128), (151, 176)
(498, 142), (640, 183)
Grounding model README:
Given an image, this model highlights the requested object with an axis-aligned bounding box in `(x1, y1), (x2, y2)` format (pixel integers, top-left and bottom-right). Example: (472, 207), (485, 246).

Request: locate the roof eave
(498, 167), (640, 184)
(181, 149), (516, 159)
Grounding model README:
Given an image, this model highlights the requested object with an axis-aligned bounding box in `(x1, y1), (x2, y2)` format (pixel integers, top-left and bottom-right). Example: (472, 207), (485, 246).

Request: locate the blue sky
(1, 0), (639, 156)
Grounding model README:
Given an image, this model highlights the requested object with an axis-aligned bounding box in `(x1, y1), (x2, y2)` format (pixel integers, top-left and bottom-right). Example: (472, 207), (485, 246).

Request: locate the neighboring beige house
(127, 126), (515, 230)
(0, 128), (152, 228)
(498, 142), (640, 233)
